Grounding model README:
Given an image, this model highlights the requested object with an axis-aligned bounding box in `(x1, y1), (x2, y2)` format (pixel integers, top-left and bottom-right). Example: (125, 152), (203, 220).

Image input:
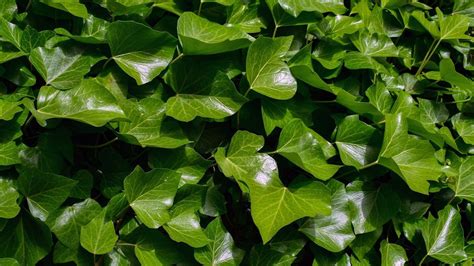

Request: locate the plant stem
(197, 2), (203, 15)
(169, 53), (184, 65)
(76, 137), (118, 149)
(418, 254), (428, 266)
(416, 39), (441, 76)
(272, 25), (279, 38)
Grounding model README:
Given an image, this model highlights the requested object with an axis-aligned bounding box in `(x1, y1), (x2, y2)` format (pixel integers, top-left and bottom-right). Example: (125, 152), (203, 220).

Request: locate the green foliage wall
(0, 0), (473, 265)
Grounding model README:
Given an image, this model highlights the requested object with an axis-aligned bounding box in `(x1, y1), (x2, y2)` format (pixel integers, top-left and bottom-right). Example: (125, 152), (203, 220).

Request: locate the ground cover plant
(0, 0), (473, 265)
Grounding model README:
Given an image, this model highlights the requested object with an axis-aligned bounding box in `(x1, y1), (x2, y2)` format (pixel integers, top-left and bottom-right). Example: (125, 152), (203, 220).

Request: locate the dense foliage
(0, 0), (473, 265)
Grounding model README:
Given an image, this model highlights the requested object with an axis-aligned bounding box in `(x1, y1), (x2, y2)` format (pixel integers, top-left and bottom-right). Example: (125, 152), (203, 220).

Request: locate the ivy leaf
(421, 205), (467, 264)
(246, 36), (297, 100)
(288, 44), (331, 91)
(438, 10), (470, 40)
(452, 114), (474, 145)
(124, 166), (181, 228)
(0, 212), (52, 266)
(55, 15), (109, 44)
(350, 31), (399, 57)
(261, 96), (316, 135)
(163, 185), (210, 248)
(215, 130), (331, 243)
(107, 21), (176, 85)
(277, 0), (346, 17)
(149, 146), (212, 187)
(0, 0), (17, 21)
(46, 199), (102, 249)
(194, 218), (245, 265)
(450, 156), (474, 202)
(177, 12), (253, 55)
(0, 141), (21, 166)
(300, 180), (355, 252)
(378, 113), (442, 194)
(380, 240), (408, 266)
(347, 181), (400, 234)
(24, 79), (126, 127)
(164, 56), (247, 122)
(80, 212), (118, 255)
(118, 98), (189, 148)
(133, 227), (195, 265)
(29, 46), (103, 90)
(277, 119), (340, 180)
(335, 115), (382, 169)
(39, 0), (88, 18)
(17, 167), (77, 221)
(0, 178), (20, 219)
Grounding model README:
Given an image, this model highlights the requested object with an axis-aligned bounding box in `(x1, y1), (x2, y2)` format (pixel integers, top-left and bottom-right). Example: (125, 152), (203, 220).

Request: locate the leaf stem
(76, 137), (119, 149)
(169, 53), (184, 65)
(418, 254), (428, 266)
(416, 39), (441, 76)
(272, 25), (279, 38)
(197, 2), (203, 16)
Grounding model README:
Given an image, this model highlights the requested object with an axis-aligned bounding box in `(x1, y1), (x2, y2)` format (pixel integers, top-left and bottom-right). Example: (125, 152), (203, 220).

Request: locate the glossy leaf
(119, 98), (189, 148)
(277, 0), (346, 17)
(0, 179), (20, 218)
(451, 156), (474, 202)
(25, 79), (126, 127)
(194, 218), (245, 265)
(124, 166), (180, 228)
(29, 46), (103, 90)
(246, 36), (297, 100)
(277, 119), (340, 180)
(380, 240), (408, 266)
(80, 212), (118, 255)
(300, 180), (355, 252)
(177, 12), (253, 55)
(107, 21), (177, 85)
(17, 167), (77, 221)
(421, 205), (467, 264)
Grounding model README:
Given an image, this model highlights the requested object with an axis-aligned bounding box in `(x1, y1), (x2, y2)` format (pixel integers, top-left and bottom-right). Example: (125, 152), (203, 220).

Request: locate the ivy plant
(0, 0), (473, 265)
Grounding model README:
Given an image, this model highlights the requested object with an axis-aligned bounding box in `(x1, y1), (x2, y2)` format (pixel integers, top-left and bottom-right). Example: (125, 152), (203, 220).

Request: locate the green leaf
(347, 181), (400, 234)
(380, 240), (408, 266)
(249, 229), (306, 265)
(300, 180), (355, 252)
(55, 15), (109, 44)
(149, 146), (211, 187)
(277, 119), (340, 180)
(288, 44), (331, 91)
(335, 115), (382, 169)
(118, 98), (189, 148)
(421, 205), (467, 264)
(438, 11), (470, 40)
(277, 0), (346, 17)
(451, 156), (474, 202)
(227, 2), (266, 33)
(0, 0), (17, 21)
(163, 185), (209, 248)
(202, 0), (235, 6)
(215, 130), (331, 243)
(0, 141), (21, 166)
(164, 56), (247, 122)
(261, 96), (316, 135)
(177, 12), (253, 55)
(29, 46), (103, 90)
(133, 228), (195, 265)
(194, 218), (245, 265)
(0, 100), (22, 121)
(25, 79), (126, 127)
(0, 212), (52, 266)
(350, 31), (399, 57)
(0, 178), (20, 218)
(124, 166), (181, 228)
(246, 36), (297, 100)
(39, 0), (88, 18)
(46, 199), (102, 249)
(107, 21), (177, 85)
(80, 212), (118, 255)
(379, 113), (442, 194)
(17, 167), (77, 221)
(452, 114), (474, 145)
(0, 258), (19, 266)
